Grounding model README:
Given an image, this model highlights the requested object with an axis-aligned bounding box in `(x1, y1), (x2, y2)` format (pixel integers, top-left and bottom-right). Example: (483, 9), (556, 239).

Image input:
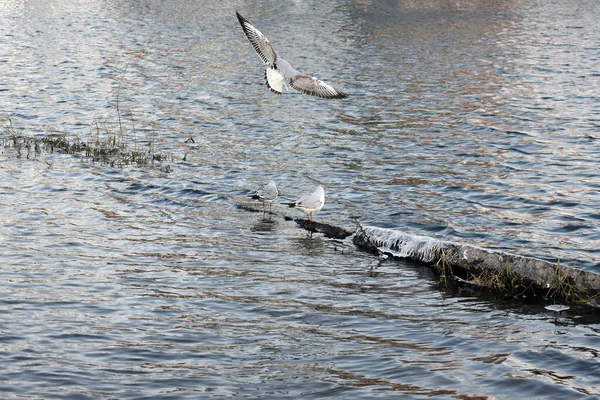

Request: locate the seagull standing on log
(236, 12), (348, 99)
(250, 181), (279, 214)
(286, 185), (325, 222)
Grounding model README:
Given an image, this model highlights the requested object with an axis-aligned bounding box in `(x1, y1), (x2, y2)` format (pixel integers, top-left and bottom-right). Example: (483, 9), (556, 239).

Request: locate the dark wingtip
(317, 92), (348, 100)
(327, 90), (348, 99)
(236, 11), (249, 26)
(322, 91), (348, 99)
(249, 194), (260, 200)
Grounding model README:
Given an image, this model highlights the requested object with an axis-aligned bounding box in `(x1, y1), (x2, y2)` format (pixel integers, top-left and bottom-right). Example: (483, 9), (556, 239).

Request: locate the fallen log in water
(237, 197), (599, 304)
(353, 225), (600, 304)
(291, 218), (355, 239)
(236, 198), (355, 239)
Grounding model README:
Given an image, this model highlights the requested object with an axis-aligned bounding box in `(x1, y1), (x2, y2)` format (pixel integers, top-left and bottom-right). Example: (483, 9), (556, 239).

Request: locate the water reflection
(1, 0), (600, 398)
(250, 215), (278, 233)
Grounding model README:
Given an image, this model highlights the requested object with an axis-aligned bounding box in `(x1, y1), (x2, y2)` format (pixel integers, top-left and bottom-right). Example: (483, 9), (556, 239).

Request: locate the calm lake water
(1, 0), (599, 398)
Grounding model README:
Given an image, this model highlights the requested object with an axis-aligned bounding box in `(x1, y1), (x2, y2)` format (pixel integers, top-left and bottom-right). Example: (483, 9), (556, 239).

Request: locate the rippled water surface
(1, 0), (600, 398)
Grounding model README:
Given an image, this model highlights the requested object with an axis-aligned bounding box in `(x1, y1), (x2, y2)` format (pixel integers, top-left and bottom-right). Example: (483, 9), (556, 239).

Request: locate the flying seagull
(236, 12), (348, 99)
(250, 181), (279, 213)
(286, 185), (325, 222)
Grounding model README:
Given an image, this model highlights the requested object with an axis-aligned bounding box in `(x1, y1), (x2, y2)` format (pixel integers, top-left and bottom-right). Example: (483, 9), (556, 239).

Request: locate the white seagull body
(287, 185), (325, 222)
(250, 181), (279, 213)
(236, 12), (347, 99)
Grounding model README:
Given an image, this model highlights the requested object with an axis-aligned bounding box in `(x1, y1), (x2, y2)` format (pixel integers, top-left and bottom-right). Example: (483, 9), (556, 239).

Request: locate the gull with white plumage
(236, 12), (348, 99)
(286, 185), (325, 223)
(250, 180), (279, 214)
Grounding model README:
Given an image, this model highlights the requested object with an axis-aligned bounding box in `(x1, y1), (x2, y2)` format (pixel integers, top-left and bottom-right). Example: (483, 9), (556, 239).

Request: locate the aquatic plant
(1, 115), (172, 171)
(434, 249), (453, 285)
(1, 58), (176, 171)
(545, 261), (581, 302)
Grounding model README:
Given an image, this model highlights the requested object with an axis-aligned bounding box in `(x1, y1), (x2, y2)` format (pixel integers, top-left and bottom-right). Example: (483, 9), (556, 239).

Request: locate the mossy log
(353, 225), (600, 302)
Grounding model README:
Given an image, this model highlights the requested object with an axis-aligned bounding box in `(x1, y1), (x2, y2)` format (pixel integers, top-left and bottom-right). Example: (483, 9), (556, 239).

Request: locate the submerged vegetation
(1, 115), (172, 171)
(2, 60), (173, 171)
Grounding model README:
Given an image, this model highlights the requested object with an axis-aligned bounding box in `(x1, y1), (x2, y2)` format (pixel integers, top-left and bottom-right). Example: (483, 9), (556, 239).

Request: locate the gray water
(1, 0), (599, 398)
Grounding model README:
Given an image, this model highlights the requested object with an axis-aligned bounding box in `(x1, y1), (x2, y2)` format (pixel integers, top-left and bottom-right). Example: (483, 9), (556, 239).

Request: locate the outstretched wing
(289, 74), (347, 99)
(236, 12), (278, 68)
